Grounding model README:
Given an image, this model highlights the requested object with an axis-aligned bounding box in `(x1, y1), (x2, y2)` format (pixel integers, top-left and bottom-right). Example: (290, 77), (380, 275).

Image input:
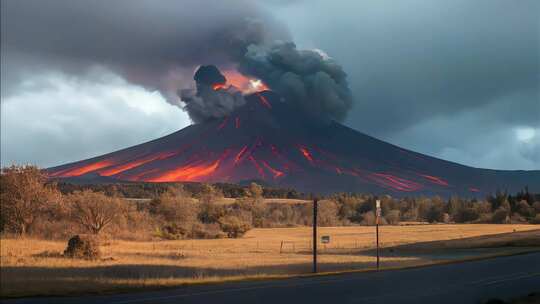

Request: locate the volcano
(47, 90), (540, 196)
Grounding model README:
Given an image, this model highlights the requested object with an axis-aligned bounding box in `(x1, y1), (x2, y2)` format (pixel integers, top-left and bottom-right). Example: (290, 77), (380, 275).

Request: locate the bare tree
(0, 165), (61, 235)
(68, 190), (124, 234)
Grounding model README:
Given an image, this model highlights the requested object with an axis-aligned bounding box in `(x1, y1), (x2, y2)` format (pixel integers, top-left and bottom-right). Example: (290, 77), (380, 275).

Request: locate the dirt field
(1, 224), (539, 297)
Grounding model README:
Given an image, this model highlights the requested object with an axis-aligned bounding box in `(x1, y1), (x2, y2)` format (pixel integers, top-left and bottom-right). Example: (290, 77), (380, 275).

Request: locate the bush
(532, 202), (540, 213)
(385, 210), (400, 225)
(492, 208), (510, 224)
(530, 214), (540, 224)
(68, 190), (125, 234)
(516, 200), (535, 217)
(0, 165), (62, 235)
(218, 215), (252, 238)
(64, 234), (101, 259)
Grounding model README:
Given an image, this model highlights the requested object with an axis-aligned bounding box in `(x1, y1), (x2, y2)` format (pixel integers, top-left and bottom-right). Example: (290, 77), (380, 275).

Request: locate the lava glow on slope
(99, 152), (178, 176)
(147, 159), (222, 182)
(49, 160), (114, 177)
(298, 146), (314, 163)
(419, 174), (449, 186)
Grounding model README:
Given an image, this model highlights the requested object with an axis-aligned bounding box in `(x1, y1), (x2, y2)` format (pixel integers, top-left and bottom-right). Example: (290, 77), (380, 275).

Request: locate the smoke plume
(239, 42), (353, 122)
(180, 65), (245, 123)
(2, 0), (354, 124)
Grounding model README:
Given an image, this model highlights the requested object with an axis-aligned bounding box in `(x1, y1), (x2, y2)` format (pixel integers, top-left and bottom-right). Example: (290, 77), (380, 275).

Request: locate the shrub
(492, 208), (510, 224)
(64, 234), (101, 259)
(516, 200), (535, 217)
(532, 202), (540, 213)
(385, 210), (401, 225)
(67, 190), (125, 234)
(530, 214), (540, 224)
(218, 215), (252, 238)
(0, 165), (62, 235)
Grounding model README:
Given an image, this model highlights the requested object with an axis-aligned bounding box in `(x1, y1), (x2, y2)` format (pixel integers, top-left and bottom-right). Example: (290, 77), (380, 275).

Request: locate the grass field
(1, 224), (539, 298)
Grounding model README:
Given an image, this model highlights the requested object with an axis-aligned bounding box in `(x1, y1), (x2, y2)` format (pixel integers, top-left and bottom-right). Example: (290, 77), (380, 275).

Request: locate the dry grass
(1, 224), (539, 298)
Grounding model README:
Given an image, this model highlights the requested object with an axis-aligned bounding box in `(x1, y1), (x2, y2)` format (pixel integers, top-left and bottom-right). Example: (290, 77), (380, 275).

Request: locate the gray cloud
(1, 0), (289, 105)
(240, 42), (353, 122)
(265, 0), (540, 169)
(2, 0), (538, 170)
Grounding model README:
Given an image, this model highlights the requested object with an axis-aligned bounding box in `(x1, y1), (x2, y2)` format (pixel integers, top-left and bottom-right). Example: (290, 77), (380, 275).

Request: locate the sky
(1, 0), (539, 170)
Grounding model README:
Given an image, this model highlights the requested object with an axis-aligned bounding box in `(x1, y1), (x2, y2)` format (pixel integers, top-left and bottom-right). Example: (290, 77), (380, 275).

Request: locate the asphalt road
(4, 252), (540, 304)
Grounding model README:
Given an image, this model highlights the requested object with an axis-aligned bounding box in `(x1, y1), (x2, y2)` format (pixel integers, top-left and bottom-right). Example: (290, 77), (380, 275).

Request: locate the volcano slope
(47, 91), (540, 196)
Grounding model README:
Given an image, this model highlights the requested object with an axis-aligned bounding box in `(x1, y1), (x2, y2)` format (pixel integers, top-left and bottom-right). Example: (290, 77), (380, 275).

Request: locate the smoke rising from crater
(2, 0), (354, 125)
(240, 42), (353, 122)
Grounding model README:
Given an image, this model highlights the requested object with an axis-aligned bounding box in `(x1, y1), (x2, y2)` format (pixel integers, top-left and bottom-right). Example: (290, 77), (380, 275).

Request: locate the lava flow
(47, 86), (540, 196)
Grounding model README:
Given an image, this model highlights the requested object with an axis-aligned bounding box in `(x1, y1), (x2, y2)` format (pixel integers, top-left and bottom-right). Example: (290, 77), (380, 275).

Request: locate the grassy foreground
(1, 224), (539, 298)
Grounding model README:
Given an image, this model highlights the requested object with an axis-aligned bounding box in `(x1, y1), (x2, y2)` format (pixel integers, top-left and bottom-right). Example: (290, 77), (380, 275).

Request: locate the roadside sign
(321, 235), (330, 244)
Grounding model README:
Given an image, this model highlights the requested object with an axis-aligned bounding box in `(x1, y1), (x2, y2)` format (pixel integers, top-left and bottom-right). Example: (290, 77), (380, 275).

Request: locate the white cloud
(1, 69), (191, 168)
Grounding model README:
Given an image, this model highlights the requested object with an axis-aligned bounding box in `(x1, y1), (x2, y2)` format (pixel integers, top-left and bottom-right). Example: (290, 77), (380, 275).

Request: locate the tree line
(1, 165), (539, 240)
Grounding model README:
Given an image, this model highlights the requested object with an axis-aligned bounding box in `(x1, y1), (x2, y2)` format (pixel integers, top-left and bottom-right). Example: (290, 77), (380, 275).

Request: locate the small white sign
(376, 200), (381, 208)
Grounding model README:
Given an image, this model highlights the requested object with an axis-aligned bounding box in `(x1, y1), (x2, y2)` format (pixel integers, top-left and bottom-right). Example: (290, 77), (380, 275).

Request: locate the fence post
(313, 198), (318, 273)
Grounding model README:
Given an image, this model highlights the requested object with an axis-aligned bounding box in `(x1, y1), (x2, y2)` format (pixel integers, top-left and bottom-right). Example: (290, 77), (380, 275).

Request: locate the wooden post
(313, 198), (318, 273)
(375, 199), (381, 270)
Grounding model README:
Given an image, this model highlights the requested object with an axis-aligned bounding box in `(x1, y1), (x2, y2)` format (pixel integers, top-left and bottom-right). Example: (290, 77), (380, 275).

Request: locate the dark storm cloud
(265, 0), (540, 169)
(1, 0), (289, 104)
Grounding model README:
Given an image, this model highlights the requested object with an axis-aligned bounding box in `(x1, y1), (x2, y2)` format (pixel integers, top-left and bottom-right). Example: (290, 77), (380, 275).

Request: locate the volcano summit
(48, 66), (540, 196)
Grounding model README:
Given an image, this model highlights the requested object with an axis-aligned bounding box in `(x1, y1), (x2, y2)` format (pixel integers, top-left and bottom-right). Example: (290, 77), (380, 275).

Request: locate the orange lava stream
(298, 146), (314, 162)
(99, 152), (177, 176)
(147, 159), (221, 182)
(256, 93), (272, 109)
(419, 174), (449, 186)
(217, 117), (229, 130)
(248, 155), (266, 179)
(50, 160), (114, 177)
(234, 146), (249, 164)
(261, 160), (284, 178)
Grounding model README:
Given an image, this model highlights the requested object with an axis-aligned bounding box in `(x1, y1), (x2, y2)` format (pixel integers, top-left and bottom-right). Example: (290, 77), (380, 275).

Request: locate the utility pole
(375, 199), (381, 270)
(313, 198), (318, 273)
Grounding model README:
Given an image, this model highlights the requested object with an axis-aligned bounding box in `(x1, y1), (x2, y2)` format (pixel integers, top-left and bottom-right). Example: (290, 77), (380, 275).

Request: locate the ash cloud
(239, 42), (353, 122)
(1, 0), (288, 106)
(180, 65), (245, 123)
(2, 0), (355, 125)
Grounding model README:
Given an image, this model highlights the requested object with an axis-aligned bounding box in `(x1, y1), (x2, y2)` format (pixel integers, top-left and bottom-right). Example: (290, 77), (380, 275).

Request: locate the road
(5, 252), (540, 304)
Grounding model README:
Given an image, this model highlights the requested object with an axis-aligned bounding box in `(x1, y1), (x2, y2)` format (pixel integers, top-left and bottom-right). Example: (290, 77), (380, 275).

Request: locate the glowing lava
(419, 174), (449, 186)
(368, 173), (423, 192)
(224, 70), (269, 93)
(99, 152), (177, 176)
(256, 93), (272, 109)
(49, 160), (114, 177)
(217, 117), (229, 130)
(261, 160), (284, 178)
(248, 155), (266, 179)
(148, 159), (221, 182)
(234, 145), (249, 164)
(298, 146), (314, 163)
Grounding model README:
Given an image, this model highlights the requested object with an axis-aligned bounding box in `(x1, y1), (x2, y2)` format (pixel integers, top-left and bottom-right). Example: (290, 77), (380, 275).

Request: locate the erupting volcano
(47, 66), (540, 196)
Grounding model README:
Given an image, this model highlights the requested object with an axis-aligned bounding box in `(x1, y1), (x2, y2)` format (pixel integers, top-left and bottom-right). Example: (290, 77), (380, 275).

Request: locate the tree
(516, 200), (535, 217)
(68, 190), (124, 234)
(492, 207), (510, 224)
(218, 215), (252, 238)
(248, 182), (263, 201)
(0, 165), (61, 235)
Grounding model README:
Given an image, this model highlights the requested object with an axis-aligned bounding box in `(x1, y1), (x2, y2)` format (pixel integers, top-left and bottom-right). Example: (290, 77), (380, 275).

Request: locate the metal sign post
(313, 198), (318, 273)
(375, 199), (381, 270)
